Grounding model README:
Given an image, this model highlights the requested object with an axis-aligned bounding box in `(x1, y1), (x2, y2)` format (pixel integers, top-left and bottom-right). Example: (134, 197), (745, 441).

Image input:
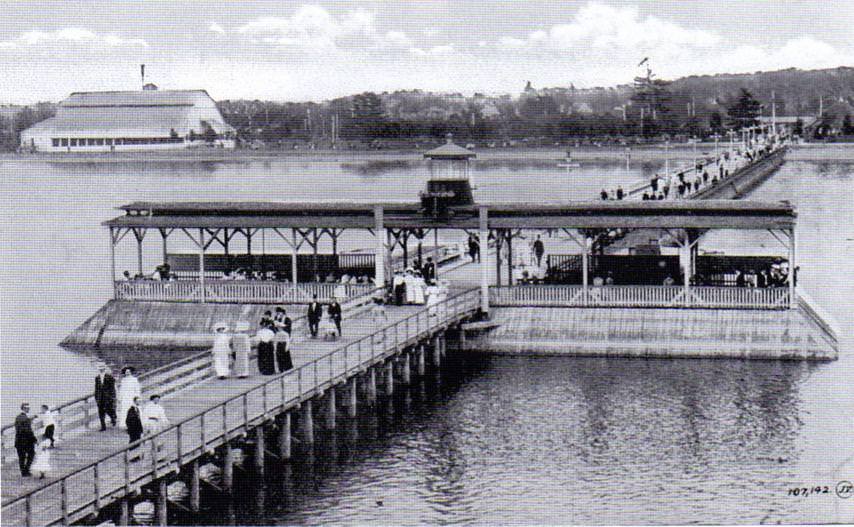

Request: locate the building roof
(22, 89), (234, 138)
(105, 199), (797, 231)
(423, 137), (476, 159)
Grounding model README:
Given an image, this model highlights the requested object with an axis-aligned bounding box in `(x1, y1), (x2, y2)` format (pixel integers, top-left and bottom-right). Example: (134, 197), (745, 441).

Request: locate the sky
(1, 0), (852, 104)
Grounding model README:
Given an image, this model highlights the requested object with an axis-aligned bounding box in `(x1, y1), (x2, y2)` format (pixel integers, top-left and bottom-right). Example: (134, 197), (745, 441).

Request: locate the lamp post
(664, 139), (670, 176)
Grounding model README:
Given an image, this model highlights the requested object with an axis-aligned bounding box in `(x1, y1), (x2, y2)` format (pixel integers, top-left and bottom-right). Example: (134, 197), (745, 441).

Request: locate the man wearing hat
(94, 365), (117, 431)
(255, 322), (276, 375)
(307, 294), (323, 337)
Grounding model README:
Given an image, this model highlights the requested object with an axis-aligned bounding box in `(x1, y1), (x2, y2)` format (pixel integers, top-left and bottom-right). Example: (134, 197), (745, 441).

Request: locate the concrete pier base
(402, 353), (411, 384)
(118, 497), (130, 526)
(432, 336), (442, 367)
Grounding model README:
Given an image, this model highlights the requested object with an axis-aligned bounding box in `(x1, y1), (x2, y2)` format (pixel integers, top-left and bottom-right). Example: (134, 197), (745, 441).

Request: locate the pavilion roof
(423, 142), (476, 159)
(105, 199), (796, 231)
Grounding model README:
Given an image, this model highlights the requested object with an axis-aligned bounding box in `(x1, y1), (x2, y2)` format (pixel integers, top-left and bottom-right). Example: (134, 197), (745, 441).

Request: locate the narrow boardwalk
(2, 291), (480, 526)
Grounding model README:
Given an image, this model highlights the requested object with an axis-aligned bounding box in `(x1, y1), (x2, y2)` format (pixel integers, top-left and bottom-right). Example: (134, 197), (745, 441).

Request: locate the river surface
(1, 151), (852, 524)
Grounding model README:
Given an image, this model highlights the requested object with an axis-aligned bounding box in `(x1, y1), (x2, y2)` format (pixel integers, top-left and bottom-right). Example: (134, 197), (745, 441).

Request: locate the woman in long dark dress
(255, 324), (276, 375)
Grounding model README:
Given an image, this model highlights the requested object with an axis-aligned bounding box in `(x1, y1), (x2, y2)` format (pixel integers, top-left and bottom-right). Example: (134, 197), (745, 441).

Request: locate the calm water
(1, 153), (852, 524)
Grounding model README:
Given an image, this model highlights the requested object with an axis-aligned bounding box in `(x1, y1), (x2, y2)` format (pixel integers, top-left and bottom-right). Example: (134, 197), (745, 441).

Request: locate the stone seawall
(465, 306), (838, 360)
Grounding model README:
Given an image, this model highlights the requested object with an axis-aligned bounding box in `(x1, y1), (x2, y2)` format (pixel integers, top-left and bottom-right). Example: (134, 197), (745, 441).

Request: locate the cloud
(409, 44), (456, 57)
(498, 2), (718, 53)
(3, 28), (148, 48)
(234, 5), (410, 52)
(208, 22), (226, 35)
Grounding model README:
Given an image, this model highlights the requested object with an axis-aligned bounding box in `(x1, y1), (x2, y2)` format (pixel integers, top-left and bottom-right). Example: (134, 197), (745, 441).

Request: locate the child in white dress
(31, 439), (52, 479)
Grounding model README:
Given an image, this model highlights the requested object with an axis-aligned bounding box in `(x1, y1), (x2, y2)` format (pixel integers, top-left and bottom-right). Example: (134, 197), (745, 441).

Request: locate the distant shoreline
(1, 143), (853, 164)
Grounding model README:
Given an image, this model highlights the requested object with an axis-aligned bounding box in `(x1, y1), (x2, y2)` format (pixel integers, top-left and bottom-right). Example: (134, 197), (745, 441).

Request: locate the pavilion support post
(495, 231), (503, 287)
(222, 442), (234, 494)
(312, 229), (319, 281)
(278, 412), (292, 460)
(155, 478), (168, 526)
(109, 228), (117, 297)
(160, 230), (169, 266)
(325, 389), (336, 430)
(479, 206), (489, 315)
(402, 231), (409, 267)
(582, 234), (590, 304)
(189, 459), (200, 512)
(789, 228), (797, 308)
(347, 377), (358, 418)
(507, 231), (513, 285)
(433, 228), (440, 280)
(254, 425), (265, 476)
(291, 230), (299, 285)
(223, 229), (230, 257)
(301, 399), (314, 445)
(135, 230), (144, 276)
(198, 229), (206, 303)
(366, 367), (377, 404)
(374, 206), (386, 288)
(417, 344), (426, 376)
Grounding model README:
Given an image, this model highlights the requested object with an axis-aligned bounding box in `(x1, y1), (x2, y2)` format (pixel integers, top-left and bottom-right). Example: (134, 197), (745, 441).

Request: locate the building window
(106, 138), (113, 146)
(61, 138), (68, 147)
(87, 138), (95, 146)
(70, 139), (78, 147)
(52, 138), (60, 147)
(96, 138), (104, 146)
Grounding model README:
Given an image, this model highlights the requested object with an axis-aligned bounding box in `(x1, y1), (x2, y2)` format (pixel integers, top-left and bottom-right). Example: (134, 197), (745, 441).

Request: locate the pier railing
(114, 280), (374, 304)
(2, 288), (479, 526)
(1, 286), (384, 465)
(489, 285), (790, 310)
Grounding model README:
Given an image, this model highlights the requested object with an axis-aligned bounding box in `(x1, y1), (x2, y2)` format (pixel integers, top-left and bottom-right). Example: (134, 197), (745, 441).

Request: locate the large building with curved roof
(20, 88), (235, 152)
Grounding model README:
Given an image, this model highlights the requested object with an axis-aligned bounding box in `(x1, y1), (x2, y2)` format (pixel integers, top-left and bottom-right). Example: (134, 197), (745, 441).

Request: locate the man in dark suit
(95, 365), (117, 431)
(307, 294), (323, 337)
(126, 396), (144, 461)
(15, 403), (37, 476)
(533, 235), (545, 267)
(328, 300), (343, 336)
(422, 257), (436, 283)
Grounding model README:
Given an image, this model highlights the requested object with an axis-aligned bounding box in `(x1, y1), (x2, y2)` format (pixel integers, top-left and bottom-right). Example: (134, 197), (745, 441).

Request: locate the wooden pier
(1, 289), (480, 526)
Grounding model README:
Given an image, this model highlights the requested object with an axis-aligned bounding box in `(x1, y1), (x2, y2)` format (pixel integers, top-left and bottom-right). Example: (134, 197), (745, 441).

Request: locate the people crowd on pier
(599, 135), (785, 203)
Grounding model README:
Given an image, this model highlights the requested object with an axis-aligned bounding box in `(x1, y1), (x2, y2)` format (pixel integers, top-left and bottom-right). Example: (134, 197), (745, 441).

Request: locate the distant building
(20, 89), (235, 152)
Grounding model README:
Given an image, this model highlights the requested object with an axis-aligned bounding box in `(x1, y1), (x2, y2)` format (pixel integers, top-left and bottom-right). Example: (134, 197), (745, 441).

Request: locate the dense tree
(843, 114), (853, 135)
(727, 89), (761, 130)
(709, 112), (723, 133)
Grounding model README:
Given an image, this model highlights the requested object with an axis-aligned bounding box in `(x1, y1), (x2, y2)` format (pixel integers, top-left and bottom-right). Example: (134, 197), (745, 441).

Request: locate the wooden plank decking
(2, 290), (480, 526)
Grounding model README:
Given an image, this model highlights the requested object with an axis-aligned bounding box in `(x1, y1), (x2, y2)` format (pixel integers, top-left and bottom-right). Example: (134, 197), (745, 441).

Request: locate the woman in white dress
(117, 367), (142, 430)
(412, 273), (426, 305)
(211, 322), (232, 379)
(425, 281), (441, 316)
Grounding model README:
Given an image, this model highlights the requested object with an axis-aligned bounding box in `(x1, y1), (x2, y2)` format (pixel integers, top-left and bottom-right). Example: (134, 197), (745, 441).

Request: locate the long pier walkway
(2, 289), (480, 526)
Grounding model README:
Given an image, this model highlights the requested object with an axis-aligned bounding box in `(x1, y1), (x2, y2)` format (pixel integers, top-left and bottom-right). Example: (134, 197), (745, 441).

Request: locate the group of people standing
(211, 307), (297, 379)
(14, 364), (170, 478)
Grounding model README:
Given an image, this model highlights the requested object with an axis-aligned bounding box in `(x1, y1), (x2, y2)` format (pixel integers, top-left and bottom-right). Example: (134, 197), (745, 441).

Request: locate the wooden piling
(417, 344), (426, 375)
(385, 361), (394, 396)
(348, 377), (358, 418)
(190, 460), (200, 512)
(302, 399), (314, 444)
(402, 352), (411, 384)
(432, 335), (442, 367)
(223, 443), (234, 494)
(254, 425), (265, 476)
(278, 412), (292, 460)
(366, 367), (377, 404)
(326, 389), (337, 430)
(155, 478), (168, 526)
(118, 497), (130, 526)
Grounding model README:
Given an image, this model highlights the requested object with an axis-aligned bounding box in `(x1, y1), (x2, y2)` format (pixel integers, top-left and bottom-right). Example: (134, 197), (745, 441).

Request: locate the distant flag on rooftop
(638, 57), (649, 67)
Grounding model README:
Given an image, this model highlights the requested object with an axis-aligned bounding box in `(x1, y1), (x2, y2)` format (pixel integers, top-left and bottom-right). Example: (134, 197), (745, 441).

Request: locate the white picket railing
(490, 285), (790, 310)
(114, 280), (374, 304)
